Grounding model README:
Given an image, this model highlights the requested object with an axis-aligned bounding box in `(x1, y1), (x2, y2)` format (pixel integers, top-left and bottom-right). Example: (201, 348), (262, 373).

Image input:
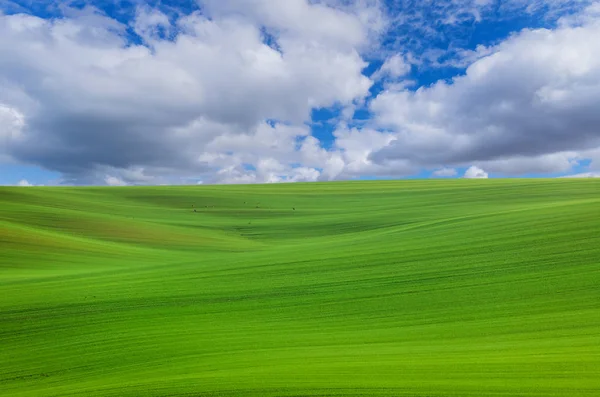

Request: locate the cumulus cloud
(0, 2), (376, 184)
(369, 11), (600, 175)
(328, 123), (407, 179)
(213, 162), (321, 185)
(17, 179), (33, 186)
(372, 54), (411, 80)
(560, 172), (600, 178)
(478, 152), (580, 175)
(463, 166), (488, 179)
(200, 121), (400, 183)
(432, 168), (458, 178)
(133, 5), (171, 44)
(104, 175), (128, 186)
(0, 104), (24, 156)
(201, 0), (384, 50)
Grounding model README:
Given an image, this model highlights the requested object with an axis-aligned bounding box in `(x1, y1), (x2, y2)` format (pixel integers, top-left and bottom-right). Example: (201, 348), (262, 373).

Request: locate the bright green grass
(1, 179), (599, 396)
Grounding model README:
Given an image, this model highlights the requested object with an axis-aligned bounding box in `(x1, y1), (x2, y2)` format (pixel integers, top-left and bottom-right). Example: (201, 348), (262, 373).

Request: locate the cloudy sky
(1, 0), (600, 185)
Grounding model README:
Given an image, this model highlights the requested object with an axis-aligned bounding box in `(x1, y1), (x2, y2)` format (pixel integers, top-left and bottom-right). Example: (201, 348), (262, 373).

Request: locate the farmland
(1, 179), (599, 396)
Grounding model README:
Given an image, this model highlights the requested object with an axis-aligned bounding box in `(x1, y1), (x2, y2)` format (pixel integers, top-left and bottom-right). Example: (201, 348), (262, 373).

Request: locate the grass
(1, 179), (599, 396)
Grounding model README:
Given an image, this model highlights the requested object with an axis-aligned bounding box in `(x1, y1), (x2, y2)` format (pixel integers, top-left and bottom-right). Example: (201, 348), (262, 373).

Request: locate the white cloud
(104, 175), (127, 186)
(0, 3), (376, 184)
(369, 12), (600, 176)
(560, 171), (600, 178)
(478, 152), (581, 175)
(201, 0), (385, 51)
(585, 147), (600, 170)
(211, 162), (322, 184)
(463, 166), (489, 179)
(372, 54), (411, 80)
(330, 124), (404, 179)
(432, 167), (458, 178)
(0, 104), (24, 158)
(17, 179), (32, 186)
(133, 5), (171, 44)
(198, 120), (402, 183)
(381, 0), (595, 68)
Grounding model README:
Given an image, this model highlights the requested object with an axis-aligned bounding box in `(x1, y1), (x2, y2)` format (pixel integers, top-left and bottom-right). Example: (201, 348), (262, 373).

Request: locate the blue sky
(1, 0), (600, 185)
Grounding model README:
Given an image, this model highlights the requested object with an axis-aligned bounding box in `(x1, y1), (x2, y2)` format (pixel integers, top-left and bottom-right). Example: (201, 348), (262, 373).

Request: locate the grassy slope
(1, 179), (599, 396)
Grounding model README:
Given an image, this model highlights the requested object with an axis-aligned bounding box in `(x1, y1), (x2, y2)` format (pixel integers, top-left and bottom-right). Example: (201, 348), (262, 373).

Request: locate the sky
(1, 0), (600, 186)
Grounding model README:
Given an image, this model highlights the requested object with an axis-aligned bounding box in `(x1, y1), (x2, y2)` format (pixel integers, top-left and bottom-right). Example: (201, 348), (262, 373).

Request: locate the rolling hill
(1, 179), (599, 396)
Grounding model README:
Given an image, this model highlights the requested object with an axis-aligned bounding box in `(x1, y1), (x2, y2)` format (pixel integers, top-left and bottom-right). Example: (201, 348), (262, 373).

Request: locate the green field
(1, 180), (599, 396)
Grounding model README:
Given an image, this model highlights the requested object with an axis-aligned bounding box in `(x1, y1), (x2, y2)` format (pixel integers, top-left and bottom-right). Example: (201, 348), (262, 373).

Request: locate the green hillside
(1, 180), (599, 396)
